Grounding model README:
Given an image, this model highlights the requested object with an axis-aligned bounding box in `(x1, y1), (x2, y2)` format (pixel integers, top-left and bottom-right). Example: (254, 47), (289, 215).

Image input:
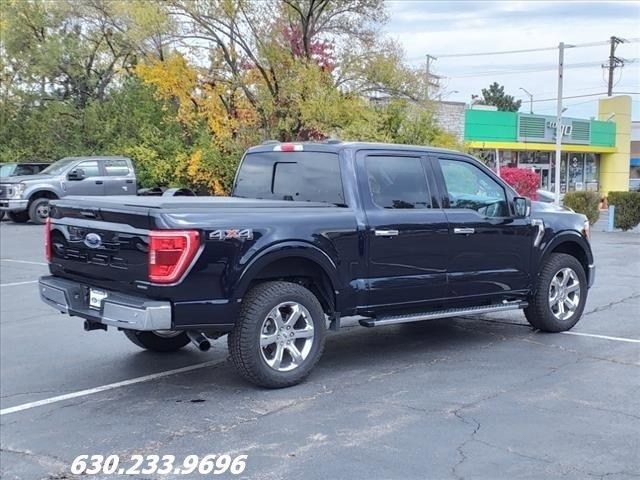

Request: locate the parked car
(39, 142), (594, 388)
(0, 162), (50, 220)
(536, 189), (555, 203)
(0, 156), (136, 224)
(0, 162), (50, 178)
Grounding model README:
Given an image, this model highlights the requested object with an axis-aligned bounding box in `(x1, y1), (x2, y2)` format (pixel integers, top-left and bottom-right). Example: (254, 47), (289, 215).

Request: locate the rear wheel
(28, 198), (51, 224)
(123, 330), (190, 352)
(228, 281), (326, 388)
(525, 253), (587, 332)
(8, 210), (29, 223)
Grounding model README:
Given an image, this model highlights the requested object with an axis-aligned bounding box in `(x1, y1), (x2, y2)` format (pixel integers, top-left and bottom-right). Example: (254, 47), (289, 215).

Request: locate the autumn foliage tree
(2, 0), (461, 194)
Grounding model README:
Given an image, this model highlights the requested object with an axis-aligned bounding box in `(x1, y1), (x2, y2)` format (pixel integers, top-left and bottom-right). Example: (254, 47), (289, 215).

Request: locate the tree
(475, 82), (522, 112)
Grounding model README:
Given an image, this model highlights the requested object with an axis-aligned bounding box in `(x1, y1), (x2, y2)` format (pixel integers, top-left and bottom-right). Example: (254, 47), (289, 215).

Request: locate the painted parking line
(0, 360), (225, 416)
(0, 280), (38, 287)
(0, 259), (48, 266)
(560, 331), (640, 344)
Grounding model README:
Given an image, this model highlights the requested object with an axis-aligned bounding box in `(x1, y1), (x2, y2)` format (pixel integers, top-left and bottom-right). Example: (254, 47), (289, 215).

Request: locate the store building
(462, 95), (632, 196)
(631, 120), (640, 192)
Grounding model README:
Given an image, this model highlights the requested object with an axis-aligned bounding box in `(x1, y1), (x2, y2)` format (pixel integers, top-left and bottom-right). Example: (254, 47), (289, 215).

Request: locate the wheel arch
(234, 243), (341, 315)
(27, 189), (59, 204)
(540, 232), (592, 284)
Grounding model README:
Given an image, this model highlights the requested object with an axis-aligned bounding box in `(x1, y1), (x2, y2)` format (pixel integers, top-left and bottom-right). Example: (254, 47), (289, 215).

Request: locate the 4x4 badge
(209, 229), (253, 241)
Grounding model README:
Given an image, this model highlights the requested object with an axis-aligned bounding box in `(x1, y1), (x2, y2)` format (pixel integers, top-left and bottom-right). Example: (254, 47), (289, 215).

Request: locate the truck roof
(59, 155), (131, 161)
(245, 141), (463, 156)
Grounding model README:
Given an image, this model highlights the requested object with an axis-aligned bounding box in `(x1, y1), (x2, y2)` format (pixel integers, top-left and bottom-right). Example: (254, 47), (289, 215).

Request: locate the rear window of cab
(233, 152), (345, 206)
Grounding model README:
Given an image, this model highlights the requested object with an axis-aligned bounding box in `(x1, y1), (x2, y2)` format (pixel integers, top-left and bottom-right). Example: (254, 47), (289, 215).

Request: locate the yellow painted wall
(598, 96), (631, 196)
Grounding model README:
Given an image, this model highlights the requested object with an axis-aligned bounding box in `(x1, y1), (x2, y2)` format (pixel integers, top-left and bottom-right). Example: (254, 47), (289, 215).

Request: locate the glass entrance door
(533, 166), (551, 191)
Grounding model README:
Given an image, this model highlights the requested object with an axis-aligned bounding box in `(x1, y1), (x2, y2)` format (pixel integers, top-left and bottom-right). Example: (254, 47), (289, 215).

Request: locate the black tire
(228, 281), (327, 388)
(0, 211), (5, 221)
(28, 198), (51, 224)
(525, 253), (588, 332)
(8, 210), (29, 223)
(123, 330), (190, 352)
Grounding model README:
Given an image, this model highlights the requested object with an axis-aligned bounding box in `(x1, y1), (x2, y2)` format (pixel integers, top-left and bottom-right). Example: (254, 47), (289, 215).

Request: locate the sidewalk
(592, 209), (640, 233)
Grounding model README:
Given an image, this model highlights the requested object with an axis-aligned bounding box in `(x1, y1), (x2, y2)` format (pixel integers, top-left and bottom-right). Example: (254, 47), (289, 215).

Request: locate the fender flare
(538, 230), (593, 281)
(540, 230), (591, 261)
(231, 241), (341, 302)
(25, 188), (60, 203)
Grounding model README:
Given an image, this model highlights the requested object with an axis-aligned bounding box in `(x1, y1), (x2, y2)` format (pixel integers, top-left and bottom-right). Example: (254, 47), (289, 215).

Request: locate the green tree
(475, 82), (522, 112)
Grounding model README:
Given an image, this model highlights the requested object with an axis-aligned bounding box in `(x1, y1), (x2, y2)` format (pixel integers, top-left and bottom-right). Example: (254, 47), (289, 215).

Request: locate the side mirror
(68, 168), (85, 181)
(513, 196), (531, 218)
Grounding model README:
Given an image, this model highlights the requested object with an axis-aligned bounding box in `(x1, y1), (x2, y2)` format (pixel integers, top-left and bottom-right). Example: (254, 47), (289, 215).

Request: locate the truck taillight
(148, 230), (200, 284)
(45, 217), (52, 262)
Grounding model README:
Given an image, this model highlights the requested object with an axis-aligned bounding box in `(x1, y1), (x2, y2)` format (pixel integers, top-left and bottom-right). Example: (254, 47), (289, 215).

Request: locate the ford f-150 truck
(39, 142), (594, 388)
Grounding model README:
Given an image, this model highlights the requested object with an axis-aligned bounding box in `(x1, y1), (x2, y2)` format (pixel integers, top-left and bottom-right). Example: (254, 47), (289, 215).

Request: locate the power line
(443, 58), (638, 79)
(517, 91), (639, 103)
(432, 37), (639, 59)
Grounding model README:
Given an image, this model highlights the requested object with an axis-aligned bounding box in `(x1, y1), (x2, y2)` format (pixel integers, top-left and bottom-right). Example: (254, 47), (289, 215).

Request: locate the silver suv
(0, 156), (136, 224)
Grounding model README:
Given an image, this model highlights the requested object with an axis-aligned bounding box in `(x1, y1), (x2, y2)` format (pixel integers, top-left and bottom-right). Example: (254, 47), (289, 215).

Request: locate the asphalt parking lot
(1, 220), (639, 480)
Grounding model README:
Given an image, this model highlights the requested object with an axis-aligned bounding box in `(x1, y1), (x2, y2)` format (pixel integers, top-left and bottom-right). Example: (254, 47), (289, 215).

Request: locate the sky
(385, 0), (640, 120)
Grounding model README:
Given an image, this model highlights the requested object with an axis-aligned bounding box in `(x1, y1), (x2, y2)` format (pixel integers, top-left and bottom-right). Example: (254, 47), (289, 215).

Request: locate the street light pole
(554, 42), (565, 206)
(519, 87), (533, 114)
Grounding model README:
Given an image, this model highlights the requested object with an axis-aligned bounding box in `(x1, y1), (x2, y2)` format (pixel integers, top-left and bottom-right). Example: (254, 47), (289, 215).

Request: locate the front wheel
(228, 281), (327, 388)
(28, 198), (51, 224)
(123, 330), (190, 352)
(525, 253), (587, 332)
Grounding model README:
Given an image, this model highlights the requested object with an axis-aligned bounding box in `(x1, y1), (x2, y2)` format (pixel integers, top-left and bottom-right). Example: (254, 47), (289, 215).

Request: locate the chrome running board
(359, 301), (527, 328)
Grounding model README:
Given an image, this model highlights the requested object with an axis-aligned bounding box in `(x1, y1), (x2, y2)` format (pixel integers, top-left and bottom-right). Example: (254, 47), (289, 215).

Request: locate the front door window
(439, 159), (509, 218)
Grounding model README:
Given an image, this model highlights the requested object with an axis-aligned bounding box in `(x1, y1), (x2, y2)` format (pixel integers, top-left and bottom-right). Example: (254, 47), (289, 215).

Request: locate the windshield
(40, 158), (77, 175)
(0, 164), (16, 177)
(233, 151), (345, 206)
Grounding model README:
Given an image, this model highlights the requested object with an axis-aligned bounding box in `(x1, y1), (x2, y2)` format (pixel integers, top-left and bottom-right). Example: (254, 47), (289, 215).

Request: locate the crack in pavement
(583, 293), (640, 316)
(0, 446), (68, 472)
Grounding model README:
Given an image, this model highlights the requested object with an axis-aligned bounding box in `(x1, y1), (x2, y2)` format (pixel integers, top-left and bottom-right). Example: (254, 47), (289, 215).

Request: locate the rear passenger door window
(364, 156), (430, 209)
(104, 159), (130, 176)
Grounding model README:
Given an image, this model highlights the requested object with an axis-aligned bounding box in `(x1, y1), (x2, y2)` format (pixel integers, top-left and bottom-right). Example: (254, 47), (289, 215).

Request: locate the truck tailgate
(48, 199), (153, 292)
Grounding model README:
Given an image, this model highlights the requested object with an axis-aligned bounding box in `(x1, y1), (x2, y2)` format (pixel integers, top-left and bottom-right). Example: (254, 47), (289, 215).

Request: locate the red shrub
(499, 167), (539, 200)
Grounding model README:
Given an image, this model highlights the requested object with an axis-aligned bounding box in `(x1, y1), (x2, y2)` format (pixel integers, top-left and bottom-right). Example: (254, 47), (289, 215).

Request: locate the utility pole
(554, 42), (565, 206)
(604, 36), (624, 96)
(426, 54), (437, 100)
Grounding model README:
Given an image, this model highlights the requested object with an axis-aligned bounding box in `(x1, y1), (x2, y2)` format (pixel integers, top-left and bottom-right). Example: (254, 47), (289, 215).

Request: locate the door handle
(125, 179), (133, 184)
(95, 180), (103, 185)
(453, 227), (475, 235)
(375, 229), (399, 237)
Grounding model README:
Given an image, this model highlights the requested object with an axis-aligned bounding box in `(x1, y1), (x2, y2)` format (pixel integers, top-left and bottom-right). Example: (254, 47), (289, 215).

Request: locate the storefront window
(518, 151), (551, 165)
(585, 153), (599, 190)
(567, 153), (584, 191)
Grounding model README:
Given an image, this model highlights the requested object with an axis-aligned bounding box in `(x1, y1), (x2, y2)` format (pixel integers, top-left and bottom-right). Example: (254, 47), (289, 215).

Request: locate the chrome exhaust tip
(186, 331), (211, 352)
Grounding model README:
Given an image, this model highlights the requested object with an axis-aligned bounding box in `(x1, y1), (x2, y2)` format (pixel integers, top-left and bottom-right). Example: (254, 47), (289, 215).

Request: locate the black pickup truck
(39, 142), (595, 388)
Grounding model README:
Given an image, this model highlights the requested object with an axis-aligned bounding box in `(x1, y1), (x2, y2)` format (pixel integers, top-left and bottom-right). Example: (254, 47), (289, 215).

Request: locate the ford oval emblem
(84, 232), (102, 249)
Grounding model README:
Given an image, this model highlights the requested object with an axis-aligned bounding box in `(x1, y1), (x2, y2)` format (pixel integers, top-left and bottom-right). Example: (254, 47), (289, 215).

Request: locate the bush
(563, 191), (600, 225)
(499, 167), (540, 200)
(607, 191), (640, 231)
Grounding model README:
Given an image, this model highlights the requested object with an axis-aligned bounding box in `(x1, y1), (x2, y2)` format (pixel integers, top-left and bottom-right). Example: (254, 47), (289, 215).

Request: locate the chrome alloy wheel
(548, 267), (581, 321)
(259, 302), (315, 372)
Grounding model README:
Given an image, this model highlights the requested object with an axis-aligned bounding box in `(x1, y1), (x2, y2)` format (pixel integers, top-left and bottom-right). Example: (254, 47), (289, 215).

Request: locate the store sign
(517, 114), (590, 145)
(546, 121), (572, 137)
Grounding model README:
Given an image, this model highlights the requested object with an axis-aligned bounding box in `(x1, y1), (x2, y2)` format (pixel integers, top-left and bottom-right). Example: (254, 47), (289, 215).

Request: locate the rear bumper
(39, 275), (172, 331)
(0, 199), (28, 212)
